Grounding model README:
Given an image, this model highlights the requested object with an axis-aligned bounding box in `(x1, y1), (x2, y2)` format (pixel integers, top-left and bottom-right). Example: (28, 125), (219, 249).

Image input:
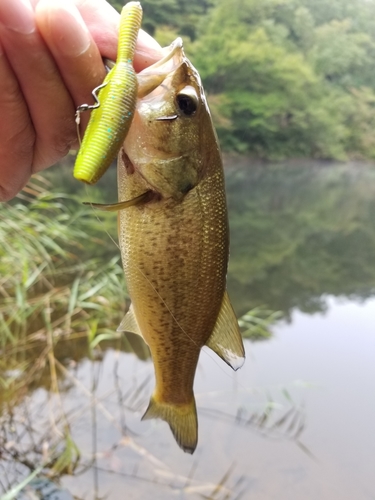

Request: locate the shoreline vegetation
(111, 0), (375, 161)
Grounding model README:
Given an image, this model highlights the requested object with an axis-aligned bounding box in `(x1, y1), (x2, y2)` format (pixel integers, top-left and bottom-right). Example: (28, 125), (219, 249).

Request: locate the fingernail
(38, 0), (91, 57)
(0, 0), (35, 35)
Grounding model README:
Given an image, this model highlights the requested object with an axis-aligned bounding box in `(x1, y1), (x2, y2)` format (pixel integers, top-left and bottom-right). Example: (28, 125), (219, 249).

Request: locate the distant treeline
(109, 0), (375, 160)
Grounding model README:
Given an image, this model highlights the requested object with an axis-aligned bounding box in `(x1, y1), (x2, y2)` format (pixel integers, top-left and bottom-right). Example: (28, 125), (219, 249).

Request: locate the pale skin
(0, 0), (163, 201)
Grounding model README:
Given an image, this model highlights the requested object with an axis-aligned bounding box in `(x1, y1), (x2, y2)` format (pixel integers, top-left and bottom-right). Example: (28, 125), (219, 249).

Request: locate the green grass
(238, 307), (282, 340)
(0, 178), (128, 407)
(0, 179), (126, 343)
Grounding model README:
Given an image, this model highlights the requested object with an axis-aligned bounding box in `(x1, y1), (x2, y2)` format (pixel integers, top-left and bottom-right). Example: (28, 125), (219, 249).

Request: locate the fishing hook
(75, 82), (108, 145)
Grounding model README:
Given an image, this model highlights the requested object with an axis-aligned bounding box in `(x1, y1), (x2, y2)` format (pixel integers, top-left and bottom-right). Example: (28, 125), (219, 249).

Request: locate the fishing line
(84, 183), (120, 251)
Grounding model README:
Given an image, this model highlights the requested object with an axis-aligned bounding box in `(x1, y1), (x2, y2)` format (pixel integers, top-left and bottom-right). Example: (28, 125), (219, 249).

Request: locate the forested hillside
(109, 0), (375, 160)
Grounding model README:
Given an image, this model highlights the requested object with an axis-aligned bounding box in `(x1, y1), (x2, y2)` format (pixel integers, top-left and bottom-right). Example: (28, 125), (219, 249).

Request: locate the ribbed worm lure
(73, 2), (142, 184)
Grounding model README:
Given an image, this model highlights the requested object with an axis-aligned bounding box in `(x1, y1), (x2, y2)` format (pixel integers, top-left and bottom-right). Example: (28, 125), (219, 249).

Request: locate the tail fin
(142, 396), (198, 454)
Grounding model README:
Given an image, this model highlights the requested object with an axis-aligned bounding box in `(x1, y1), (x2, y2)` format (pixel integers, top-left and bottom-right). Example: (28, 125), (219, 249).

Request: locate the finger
(0, 38), (34, 201)
(72, 0), (163, 70)
(134, 30), (164, 72)
(0, 0), (77, 172)
(36, 0), (163, 140)
(35, 0), (106, 144)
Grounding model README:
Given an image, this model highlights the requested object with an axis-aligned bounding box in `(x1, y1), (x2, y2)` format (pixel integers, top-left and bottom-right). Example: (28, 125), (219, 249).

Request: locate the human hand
(0, 0), (162, 201)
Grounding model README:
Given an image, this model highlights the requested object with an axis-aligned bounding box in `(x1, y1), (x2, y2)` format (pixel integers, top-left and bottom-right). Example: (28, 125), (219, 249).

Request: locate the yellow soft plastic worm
(73, 2), (142, 184)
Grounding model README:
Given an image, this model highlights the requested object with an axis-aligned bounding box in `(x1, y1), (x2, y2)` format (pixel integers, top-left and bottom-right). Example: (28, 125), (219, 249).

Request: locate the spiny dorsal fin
(142, 395), (198, 454)
(206, 290), (245, 371)
(117, 304), (143, 336)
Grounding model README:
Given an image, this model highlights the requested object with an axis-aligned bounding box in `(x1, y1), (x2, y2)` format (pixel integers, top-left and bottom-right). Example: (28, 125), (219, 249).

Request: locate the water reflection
(226, 160), (375, 317)
(1, 340), (309, 499)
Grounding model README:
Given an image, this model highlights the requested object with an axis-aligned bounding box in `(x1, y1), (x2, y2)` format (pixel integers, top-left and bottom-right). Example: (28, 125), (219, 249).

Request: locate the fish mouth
(137, 37), (184, 79)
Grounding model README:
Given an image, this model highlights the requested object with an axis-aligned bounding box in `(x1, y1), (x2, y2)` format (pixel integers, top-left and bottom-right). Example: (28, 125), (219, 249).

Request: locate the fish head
(124, 38), (217, 201)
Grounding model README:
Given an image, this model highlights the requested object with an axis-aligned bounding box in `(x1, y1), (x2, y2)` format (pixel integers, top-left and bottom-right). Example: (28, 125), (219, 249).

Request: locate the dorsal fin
(117, 304), (143, 336)
(206, 291), (245, 371)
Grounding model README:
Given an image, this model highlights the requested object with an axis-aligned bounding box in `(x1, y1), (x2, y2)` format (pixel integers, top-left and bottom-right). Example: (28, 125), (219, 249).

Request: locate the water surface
(2, 161), (375, 499)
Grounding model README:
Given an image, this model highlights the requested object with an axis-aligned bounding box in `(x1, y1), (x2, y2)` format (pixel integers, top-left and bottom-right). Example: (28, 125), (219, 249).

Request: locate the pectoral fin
(117, 304), (143, 337)
(83, 191), (152, 211)
(206, 291), (245, 371)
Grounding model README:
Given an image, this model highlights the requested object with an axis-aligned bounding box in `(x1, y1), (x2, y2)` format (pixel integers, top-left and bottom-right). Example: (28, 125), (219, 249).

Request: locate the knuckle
(0, 169), (31, 202)
(51, 117), (77, 157)
(0, 184), (20, 202)
(0, 185), (14, 202)
(32, 116), (77, 172)
(0, 128), (34, 201)
(55, 117), (78, 153)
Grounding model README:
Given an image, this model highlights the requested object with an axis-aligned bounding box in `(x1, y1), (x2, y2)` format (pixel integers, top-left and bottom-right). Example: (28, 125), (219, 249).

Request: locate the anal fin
(206, 290), (245, 371)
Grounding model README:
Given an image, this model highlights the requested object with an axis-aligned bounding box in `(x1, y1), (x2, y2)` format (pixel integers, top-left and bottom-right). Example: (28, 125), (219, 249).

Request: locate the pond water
(2, 161), (375, 499)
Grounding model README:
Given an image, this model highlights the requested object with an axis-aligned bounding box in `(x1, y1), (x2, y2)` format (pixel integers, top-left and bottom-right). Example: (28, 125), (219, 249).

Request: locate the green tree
(107, 0), (375, 160)
(191, 0), (375, 159)
(108, 0), (213, 39)
(192, 1), (348, 158)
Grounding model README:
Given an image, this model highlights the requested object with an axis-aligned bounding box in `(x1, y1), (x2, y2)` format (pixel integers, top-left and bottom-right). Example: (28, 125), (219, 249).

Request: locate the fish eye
(176, 86), (199, 116)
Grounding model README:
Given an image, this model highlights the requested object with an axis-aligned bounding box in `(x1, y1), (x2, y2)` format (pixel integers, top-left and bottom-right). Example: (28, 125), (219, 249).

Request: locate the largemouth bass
(116, 39), (245, 454)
